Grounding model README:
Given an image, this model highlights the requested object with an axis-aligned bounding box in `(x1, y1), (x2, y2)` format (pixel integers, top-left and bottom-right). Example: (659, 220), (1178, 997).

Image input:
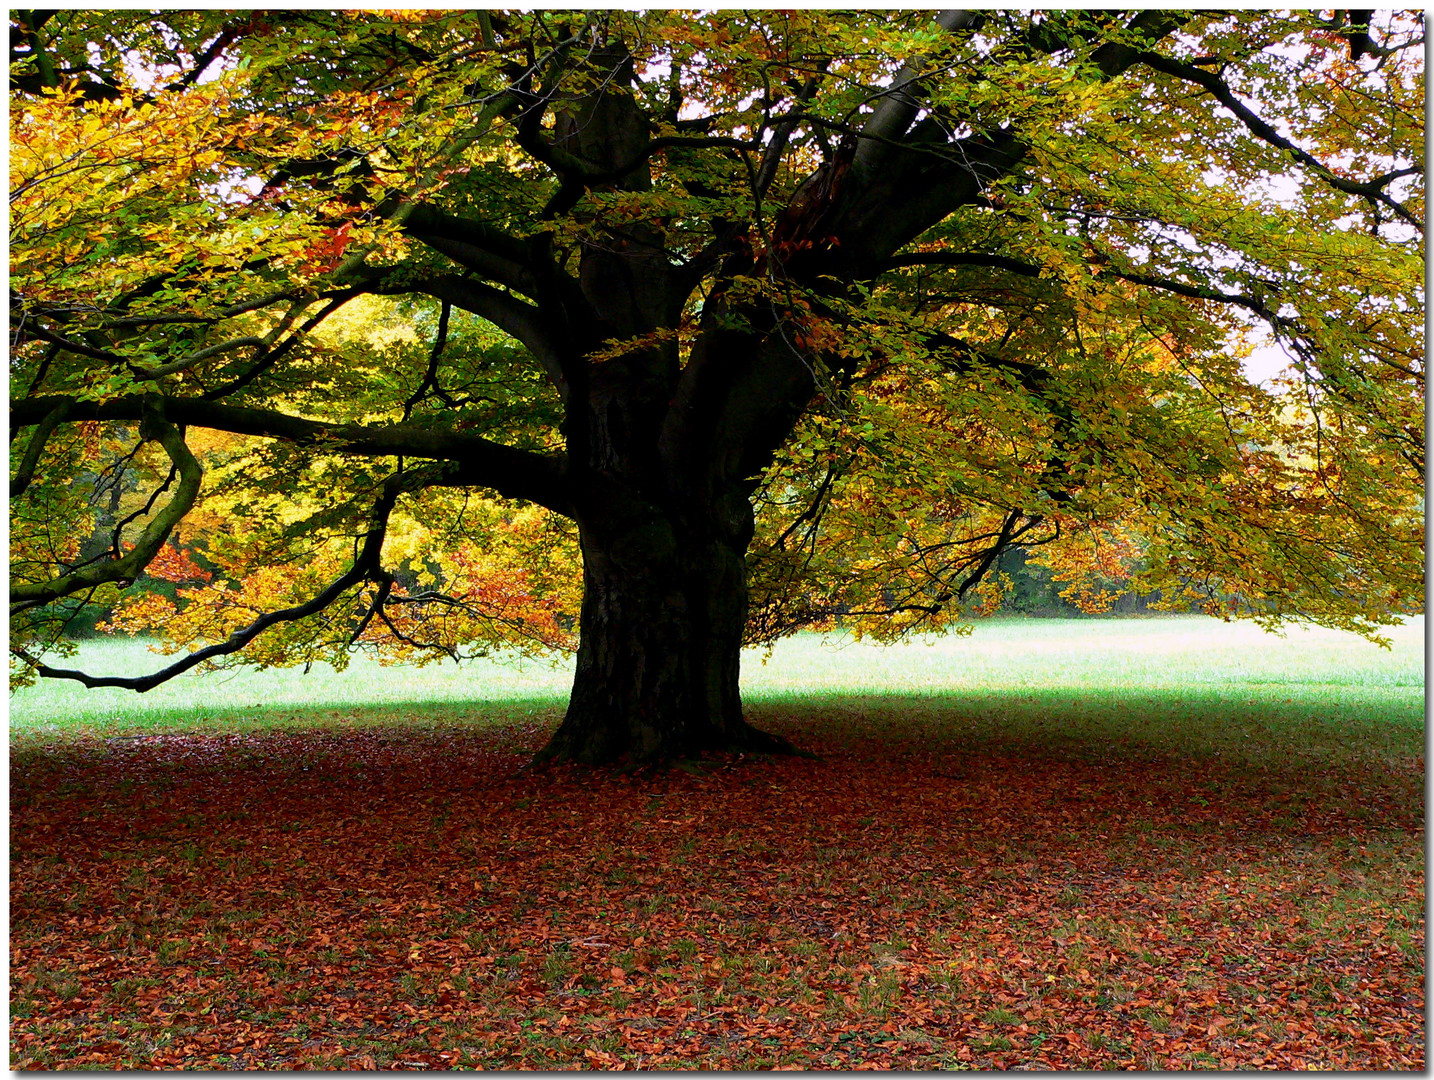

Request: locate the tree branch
(855, 10), (982, 168)
(401, 204), (543, 298)
(16, 323), (125, 365)
(1137, 49), (1422, 229)
(12, 394), (573, 513)
(13, 473), (408, 692)
(160, 23), (240, 93)
(133, 336), (266, 381)
(1099, 266), (1284, 325)
(882, 251), (1042, 276)
(202, 293), (357, 399)
(403, 300), (452, 420)
(11, 401), (202, 609)
(10, 399), (71, 498)
(412, 275), (573, 401)
(754, 68), (829, 202)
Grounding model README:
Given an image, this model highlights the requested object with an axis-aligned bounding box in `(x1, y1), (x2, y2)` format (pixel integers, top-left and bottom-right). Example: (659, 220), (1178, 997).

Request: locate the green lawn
(11, 615), (1423, 773)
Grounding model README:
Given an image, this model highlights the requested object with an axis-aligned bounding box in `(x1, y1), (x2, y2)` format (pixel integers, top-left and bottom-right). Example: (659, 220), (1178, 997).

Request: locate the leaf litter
(11, 714), (1424, 1069)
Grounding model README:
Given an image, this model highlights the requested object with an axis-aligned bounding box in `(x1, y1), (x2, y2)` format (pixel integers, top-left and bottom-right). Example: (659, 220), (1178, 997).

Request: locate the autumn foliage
(9, 13), (1423, 754)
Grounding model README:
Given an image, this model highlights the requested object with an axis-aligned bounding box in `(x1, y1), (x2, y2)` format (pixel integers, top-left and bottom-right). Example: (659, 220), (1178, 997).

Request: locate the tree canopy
(10, 9), (1425, 762)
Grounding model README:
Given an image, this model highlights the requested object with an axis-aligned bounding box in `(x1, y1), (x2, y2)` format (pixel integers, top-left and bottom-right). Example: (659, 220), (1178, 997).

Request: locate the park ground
(10, 617), (1425, 1069)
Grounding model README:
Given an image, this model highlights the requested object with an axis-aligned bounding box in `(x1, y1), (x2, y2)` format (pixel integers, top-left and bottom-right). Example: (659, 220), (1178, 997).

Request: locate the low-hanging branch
(11, 474), (407, 692)
(10, 403), (201, 611)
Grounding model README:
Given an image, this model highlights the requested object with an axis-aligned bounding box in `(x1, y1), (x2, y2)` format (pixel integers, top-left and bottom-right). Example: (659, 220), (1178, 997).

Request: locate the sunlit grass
(9, 638), (572, 738)
(742, 616), (1424, 774)
(10, 616), (1423, 771)
(742, 615), (1424, 695)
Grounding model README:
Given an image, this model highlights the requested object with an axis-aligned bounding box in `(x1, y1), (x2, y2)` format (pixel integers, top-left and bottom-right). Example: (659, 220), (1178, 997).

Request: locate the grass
(10, 616), (1425, 1069)
(11, 614), (1423, 740)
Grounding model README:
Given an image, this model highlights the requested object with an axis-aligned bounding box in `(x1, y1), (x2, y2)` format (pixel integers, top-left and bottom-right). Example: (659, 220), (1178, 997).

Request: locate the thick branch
(12, 394), (573, 512)
(754, 69), (828, 201)
(402, 204), (542, 297)
(1137, 50), (1422, 229)
(10, 399), (71, 497)
(414, 275), (572, 400)
(11, 402), (202, 608)
(855, 10), (982, 168)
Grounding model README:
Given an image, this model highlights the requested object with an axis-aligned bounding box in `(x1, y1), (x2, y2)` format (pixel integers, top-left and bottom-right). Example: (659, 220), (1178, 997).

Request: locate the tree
(10, 10), (1424, 763)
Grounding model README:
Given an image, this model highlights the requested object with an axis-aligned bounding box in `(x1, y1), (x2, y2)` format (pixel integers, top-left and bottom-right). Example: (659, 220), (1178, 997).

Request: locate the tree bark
(520, 44), (809, 765)
(535, 496), (799, 765)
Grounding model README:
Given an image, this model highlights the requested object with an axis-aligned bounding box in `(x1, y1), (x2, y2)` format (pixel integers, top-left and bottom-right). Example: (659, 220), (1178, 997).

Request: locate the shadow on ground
(11, 698), (1424, 1069)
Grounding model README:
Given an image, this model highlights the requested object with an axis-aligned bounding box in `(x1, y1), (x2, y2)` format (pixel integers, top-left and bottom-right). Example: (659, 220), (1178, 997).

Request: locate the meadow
(10, 616), (1425, 1069)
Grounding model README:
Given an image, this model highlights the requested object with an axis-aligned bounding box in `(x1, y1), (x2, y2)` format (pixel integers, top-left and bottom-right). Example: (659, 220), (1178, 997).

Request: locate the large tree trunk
(528, 46), (811, 765)
(534, 501), (798, 765)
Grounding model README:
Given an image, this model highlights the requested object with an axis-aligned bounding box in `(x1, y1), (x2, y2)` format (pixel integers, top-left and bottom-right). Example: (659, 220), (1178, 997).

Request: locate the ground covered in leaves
(11, 706), (1424, 1070)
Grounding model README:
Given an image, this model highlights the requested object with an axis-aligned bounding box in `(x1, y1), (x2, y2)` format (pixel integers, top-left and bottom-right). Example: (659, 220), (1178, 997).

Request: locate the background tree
(10, 10), (1424, 763)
